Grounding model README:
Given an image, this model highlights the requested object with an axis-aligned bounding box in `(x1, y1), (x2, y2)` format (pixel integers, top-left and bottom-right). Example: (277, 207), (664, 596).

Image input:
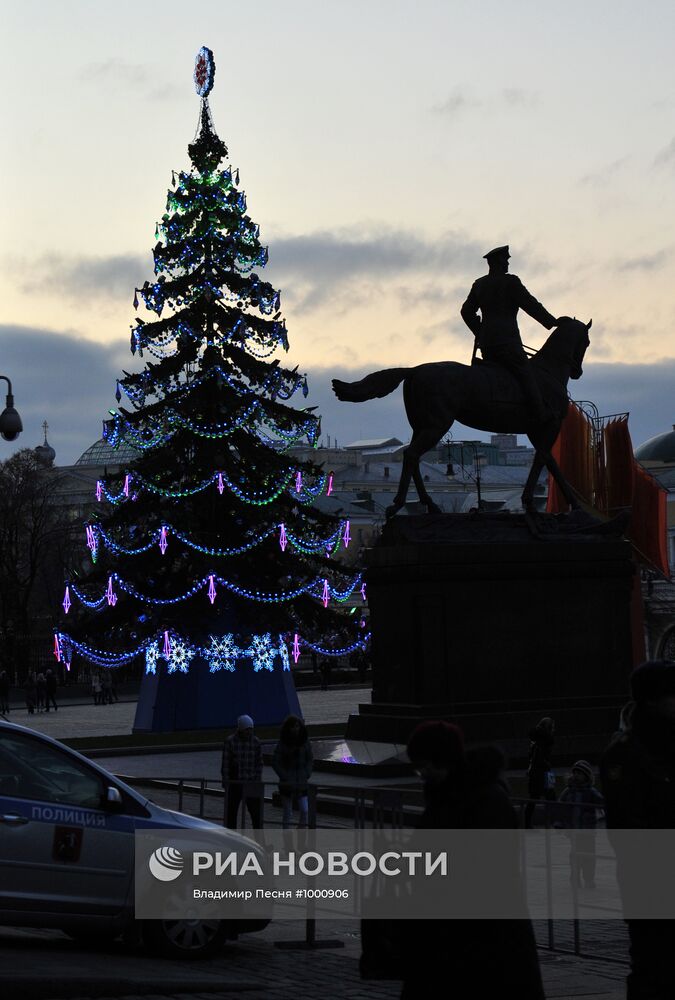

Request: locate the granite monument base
(347, 512), (637, 746)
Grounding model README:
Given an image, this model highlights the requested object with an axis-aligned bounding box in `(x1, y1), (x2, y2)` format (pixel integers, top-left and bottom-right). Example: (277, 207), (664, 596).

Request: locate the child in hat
(558, 760), (604, 888)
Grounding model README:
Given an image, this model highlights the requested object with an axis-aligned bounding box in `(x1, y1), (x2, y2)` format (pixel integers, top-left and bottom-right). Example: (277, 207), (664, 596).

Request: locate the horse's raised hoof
(425, 501), (443, 515)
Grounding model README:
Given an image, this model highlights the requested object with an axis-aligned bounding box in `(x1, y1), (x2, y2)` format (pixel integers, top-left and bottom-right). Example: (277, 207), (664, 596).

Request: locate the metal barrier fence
(123, 774), (629, 965)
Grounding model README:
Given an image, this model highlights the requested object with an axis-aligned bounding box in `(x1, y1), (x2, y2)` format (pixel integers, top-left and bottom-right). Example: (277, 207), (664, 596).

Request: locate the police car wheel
(143, 918), (228, 958)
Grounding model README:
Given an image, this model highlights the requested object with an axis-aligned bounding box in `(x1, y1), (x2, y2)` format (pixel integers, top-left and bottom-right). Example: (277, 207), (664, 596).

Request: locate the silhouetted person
(101, 673), (113, 705)
(319, 657), (331, 690)
(25, 674), (37, 715)
(558, 759), (604, 889)
(601, 660), (675, 1000)
(395, 721), (544, 999)
(221, 714), (263, 829)
(272, 715), (313, 828)
(524, 716), (556, 828)
(44, 668), (58, 712)
(35, 672), (46, 712)
(0, 670), (9, 714)
(461, 245), (562, 424)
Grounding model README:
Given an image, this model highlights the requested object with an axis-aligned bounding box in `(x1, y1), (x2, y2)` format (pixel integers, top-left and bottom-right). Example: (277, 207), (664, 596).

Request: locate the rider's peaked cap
(483, 245), (510, 260)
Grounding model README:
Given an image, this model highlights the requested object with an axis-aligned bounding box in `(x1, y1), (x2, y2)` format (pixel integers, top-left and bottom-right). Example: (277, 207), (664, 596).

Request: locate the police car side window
(0, 732), (104, 809)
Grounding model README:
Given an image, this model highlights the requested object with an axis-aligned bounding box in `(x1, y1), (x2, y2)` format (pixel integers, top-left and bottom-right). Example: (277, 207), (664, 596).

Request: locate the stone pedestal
(347, 512), (636, 744)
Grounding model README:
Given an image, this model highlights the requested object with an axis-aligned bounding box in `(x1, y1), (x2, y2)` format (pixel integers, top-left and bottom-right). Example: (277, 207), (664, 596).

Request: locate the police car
(0, 718), (268, 957)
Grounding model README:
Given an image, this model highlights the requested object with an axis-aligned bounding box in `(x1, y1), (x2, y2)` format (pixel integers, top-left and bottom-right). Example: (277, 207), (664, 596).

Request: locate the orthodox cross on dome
(42, 419), (49, 442)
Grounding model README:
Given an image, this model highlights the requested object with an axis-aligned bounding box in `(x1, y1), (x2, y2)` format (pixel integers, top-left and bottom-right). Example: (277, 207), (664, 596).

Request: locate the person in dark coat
(221, 715), (263, 829)
(601, 659), (675, 1000)
(525, 716), (556, 828)
(25, 674), (37, 715)
(44, 668), (58, 712)
(397, 721), (545, 999)
(558, 760), (604, 888)
(0, 670), (10, 714)
(35, 672), (46, 713)
(272, 715), (313, 828)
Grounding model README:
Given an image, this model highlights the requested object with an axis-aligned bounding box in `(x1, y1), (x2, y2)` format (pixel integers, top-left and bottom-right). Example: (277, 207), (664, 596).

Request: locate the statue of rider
(460, 246), (562, 424)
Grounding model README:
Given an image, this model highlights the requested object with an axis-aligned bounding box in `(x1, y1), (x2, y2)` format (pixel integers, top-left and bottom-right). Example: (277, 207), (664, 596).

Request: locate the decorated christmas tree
(56, 48), (365, 731)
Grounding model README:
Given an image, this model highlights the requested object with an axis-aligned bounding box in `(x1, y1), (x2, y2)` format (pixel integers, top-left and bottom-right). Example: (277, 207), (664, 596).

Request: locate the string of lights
(86, 519), (350, 559)
(66, 569), (363, 609)
(54, 627), (366, 673)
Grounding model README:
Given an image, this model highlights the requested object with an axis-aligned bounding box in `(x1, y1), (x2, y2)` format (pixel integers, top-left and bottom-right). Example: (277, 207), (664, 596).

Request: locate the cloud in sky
(578, 157), (629, 187)
(432, 87), (538, 118)
(13, 253), (150, 303)
(268, 227), (497, 313)
(617, 249), (672, 273)
(1, 324), (671, 468)
(79, 59), (186, 102)
(654, 136), (675, 168)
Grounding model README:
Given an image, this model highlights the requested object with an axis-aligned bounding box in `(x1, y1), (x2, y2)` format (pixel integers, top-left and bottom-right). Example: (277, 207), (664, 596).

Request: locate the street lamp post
(0, 376), (22, 441)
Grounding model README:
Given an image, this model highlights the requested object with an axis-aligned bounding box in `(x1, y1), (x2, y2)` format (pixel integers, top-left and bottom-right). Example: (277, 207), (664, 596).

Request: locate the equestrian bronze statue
(332, 316), (591, 518)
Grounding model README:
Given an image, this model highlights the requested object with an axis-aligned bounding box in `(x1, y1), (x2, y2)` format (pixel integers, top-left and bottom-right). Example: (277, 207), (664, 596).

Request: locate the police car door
(0, 728), (133, 917)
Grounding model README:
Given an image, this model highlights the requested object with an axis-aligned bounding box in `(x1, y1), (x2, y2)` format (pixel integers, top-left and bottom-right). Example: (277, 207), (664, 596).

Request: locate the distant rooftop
(343, 437), (403, 450)
(75, 438), (141, 467)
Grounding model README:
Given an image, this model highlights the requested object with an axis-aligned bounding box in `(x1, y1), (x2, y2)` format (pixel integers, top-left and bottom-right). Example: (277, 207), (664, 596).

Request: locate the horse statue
(332, 317), (591, 518)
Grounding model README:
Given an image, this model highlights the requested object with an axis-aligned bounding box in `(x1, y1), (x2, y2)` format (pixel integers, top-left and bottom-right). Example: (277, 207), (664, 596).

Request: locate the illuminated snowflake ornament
(206, 634), (238, 673)
(165, 637), (195, 674)
(249, 633), (276, 672)
(145, 642), (160, 675)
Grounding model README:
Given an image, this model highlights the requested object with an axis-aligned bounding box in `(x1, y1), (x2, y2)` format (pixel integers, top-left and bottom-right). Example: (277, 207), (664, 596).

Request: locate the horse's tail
(331, 368), (409, 403)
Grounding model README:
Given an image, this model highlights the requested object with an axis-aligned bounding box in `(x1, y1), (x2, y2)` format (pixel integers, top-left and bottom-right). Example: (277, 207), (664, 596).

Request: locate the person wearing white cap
(460, 246), (564, 424)
(221, 714), (263, 829)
